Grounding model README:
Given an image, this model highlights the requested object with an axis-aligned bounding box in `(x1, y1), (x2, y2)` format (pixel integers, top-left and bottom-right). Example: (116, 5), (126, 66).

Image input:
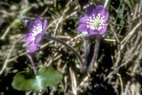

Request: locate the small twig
(120, 21), (142, 47)
(110, 23), (120, 43)
(0, 10), (15, 16)
(117, 73), (124, 95)
(69, 67), (77, 95)
(104, 0), (111, 9)
(0, 37), (22, 75)
(41, 7), (49, 16)
(1, 20), (16, 40)
(53, 0), (72, 36)
(0, 42), (16, 75)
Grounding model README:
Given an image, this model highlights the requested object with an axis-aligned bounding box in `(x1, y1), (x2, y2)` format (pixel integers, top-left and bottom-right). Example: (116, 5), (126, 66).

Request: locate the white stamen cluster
(32, 23), (42, 36)
(86, 13), (105, 30)
(31, 23), (42, 41)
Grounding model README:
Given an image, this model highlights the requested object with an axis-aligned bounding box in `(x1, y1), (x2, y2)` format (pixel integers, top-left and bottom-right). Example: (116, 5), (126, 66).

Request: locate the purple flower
(23, 15), (48, 52)
(77, 5), (109, 35)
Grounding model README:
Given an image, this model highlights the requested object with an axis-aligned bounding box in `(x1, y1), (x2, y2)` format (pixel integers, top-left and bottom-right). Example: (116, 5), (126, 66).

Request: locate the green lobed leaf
(38, 67), (63, 86)
(12, 67), (63, 91)
(11, 71), (34, 91)
(31, 75), (46, 90)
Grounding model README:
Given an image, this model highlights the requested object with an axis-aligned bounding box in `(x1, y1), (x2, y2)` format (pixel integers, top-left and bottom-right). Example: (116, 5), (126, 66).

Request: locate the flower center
(32, 23), (42, 36)
(87, 13), (105, 31)
(93, 20), (99, 27)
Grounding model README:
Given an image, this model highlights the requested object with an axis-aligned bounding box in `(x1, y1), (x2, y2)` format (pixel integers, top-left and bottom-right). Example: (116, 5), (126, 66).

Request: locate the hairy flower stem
(44, 34), (85, 73)
(26, 54), (37, 75)
(82, 35), (91, 72)
(87, 35), (101, 72)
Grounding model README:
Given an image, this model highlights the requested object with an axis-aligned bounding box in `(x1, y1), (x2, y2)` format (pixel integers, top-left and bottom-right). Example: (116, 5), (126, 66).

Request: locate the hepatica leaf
(30, 75), (47, 91)
(11, 71), (34, 91)
(12, 67), (63, 91)
(38, 67), (63, 87)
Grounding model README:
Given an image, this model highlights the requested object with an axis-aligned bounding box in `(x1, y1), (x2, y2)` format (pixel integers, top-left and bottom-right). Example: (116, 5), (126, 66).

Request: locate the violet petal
(35, 14), (42, 26)
(79, 16), (89, 24)
(34, 33), (43, 44)
(99, 27), (107, 35)
(42, 19), (48, 32)
(95, 5), (105, 16)
(77, 24), (88, 32)
(88, 30), (98, 35)
(86, 5), (96, 16)
(23, 33), (33, 42)
(27, 42), (38, 52)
